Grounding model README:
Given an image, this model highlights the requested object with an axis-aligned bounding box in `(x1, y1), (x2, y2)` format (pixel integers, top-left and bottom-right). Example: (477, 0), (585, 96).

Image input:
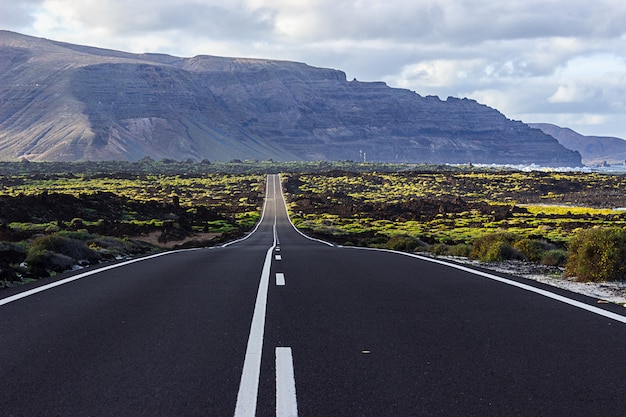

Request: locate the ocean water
(463, 163), (626, 173)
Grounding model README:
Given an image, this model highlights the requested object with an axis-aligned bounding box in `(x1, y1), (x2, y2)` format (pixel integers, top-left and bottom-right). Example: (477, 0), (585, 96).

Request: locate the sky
(2, 0), (626, 139)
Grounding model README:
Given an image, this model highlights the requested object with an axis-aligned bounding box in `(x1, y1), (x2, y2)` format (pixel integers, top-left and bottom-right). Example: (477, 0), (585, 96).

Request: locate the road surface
(2, 174), (626, 416)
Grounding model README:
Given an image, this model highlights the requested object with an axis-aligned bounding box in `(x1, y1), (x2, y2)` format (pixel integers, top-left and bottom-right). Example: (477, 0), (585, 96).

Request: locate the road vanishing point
(2, 174), (626, 416)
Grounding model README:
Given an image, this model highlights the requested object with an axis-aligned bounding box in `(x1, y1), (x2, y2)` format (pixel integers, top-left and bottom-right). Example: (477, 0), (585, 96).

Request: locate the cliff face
(0, 31), (582, 166)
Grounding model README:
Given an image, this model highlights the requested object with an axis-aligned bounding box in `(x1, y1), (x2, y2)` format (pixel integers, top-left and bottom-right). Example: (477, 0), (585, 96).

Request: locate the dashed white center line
(276, 347), (298, 417)
(235, 175), (300, 416)
(234, 244), (274, 417)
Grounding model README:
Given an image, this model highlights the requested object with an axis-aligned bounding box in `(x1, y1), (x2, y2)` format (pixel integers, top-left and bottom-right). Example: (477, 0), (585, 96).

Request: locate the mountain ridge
(0, 30), (582, 166)
(528, 123), (626, 166)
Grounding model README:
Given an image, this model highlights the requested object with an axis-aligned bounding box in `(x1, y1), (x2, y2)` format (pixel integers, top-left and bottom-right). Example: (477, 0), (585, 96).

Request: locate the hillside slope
(0, 31), (582, 166)
(529, 123), (626, 166)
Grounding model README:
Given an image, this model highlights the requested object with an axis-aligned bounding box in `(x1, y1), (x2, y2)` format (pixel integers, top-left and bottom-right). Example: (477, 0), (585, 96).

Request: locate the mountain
(529, 123), (626, 166)
(0, 30), (582, 166)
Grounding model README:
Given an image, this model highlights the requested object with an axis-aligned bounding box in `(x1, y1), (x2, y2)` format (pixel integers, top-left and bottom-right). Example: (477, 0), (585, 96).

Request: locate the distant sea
(589, 165), (626, 174)
(464, 163), (626, 173)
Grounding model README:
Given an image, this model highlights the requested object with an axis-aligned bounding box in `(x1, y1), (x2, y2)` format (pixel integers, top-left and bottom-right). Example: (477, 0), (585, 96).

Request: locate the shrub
(447, 243), (472, 258)
(486, 241), (522, 262)
(45, 252), (75, 272)
(430, 243), (449, 256)
(57, 230), (96, 241)
(430, 243), (472, 257)
(26, 235), (100, 273)
(470, 232), (524, 262)
(386, 235), (422, 251)
(0, 242), (27, 263)
(45, 224), (61, 233)
(513, 238), (544, 262)
(541, 249), (568, 267)
(69, 218), (85, 230)
(0, 242), (28, 282)
(565, 227), (626, 282)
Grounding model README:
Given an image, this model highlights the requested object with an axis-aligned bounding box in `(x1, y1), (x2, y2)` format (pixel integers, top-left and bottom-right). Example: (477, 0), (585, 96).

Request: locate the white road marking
(275, 254), (282, 261)
(2, 174), (279, 306)
(346, 246), (626, 325)
(276, 273), (285, 286)
(0, 249), (201, 307)
(276, 347), (298, 417)
(235, 176), (279, 417)
(222, 175), (272, 248)
(234, 244), (274, 417)
(277, 174), (334, 247)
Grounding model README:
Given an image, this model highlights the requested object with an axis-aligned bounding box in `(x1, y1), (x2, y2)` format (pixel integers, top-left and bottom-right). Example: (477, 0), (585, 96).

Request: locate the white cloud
(548, 84), (595, 103)
(556, 53), (626, 78)
(0, 0), (42, 28)
(466, 89), (519, 116)
(392, 59), (486, 96)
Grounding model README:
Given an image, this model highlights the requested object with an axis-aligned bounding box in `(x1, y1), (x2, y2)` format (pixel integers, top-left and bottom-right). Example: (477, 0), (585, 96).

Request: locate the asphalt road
(2, 174), (626, 416)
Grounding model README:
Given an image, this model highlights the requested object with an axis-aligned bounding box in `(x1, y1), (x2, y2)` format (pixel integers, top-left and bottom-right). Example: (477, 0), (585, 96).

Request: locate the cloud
(251, 0), (626, 44)
(548, 84), (595, 104)
(270, 1), (446, 42)
(393, 59), (484, 93)
(27, 0), (277, 43)
(0, 0), (44, 29)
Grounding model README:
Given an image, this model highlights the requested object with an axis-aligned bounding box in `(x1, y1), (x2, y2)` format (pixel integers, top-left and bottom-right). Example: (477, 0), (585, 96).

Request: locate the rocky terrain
(1, 30), (582, 166)
(0, 168), (264, 284)
(529, 123), (626, 166)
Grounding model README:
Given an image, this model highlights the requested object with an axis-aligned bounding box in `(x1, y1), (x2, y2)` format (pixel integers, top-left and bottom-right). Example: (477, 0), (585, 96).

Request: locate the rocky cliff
(0, 31), (582, 166)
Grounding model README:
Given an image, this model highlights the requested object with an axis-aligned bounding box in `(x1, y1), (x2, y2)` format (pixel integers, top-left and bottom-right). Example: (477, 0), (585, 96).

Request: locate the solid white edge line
(276, 347), (298, 417)
(276, 173), (334, 247)
(223, 174), (274, 248)
(344, 246), (626, 325)
(2, 174), (279, 306)
(276, 273), (285, 286)
(234, 175), (279, 417)
(0, 248), (201, 307)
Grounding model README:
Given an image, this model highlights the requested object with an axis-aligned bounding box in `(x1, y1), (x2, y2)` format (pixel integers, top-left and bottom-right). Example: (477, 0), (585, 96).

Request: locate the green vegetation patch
(283, 170), (626, 281)
(0, 162), (266, 287)
(566, 228), (626, 282)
